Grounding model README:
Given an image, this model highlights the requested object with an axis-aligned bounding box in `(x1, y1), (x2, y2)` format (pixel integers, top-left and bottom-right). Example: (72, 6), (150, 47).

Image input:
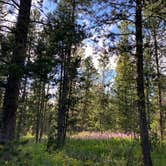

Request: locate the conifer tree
(0, 0), (32, 143)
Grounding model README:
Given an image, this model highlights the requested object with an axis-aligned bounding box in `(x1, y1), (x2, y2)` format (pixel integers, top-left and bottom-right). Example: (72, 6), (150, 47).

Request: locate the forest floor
(0, 132), (165, 166)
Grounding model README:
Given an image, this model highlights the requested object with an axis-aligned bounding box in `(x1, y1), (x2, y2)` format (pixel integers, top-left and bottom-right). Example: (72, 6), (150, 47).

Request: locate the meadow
(0, 132), (165, 166)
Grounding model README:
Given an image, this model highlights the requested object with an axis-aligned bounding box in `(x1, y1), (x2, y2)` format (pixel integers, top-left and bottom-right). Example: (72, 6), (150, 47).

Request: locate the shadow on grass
(0, 135), (165, 166)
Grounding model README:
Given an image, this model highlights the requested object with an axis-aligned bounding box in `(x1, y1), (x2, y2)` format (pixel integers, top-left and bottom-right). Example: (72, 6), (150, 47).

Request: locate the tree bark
(16, 76), (28, 140)
(57, 51), (70, 148)
(153, 28), (163, 140)
(56, 0), (76, 149)
(39, 82), (46, 143)
(145, 74), (151, 133)
(35, 81), (43, 143)
(135, 0), (152, 166)
(0, 0), (32, 143)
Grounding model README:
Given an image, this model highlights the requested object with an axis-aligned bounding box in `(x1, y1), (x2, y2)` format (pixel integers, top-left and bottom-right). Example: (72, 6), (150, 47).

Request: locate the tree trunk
(56, 0), (76, 149)
(0, 0), (32, 143)
(39, 82), (46, 143)
(153, 28), (163, 140)
(145, 74), (151, 132)
(16, 76), (28, 140)
(57, 53), (70, 148)
(35, 81), (42, 143)
(135, 0), (152, 166)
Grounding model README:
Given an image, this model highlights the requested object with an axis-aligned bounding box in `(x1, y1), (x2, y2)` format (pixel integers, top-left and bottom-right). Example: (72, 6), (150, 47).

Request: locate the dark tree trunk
(153, 28), (163, 140)
(0, 0), (32, 143)
(135, 0), (152, 166)
(56, 0), (76, 149)
(57, 52), (70, 149)
(35, 98), (40, 143)
(39, 82), (46, 143)
(35, 81), (42, 143)
(16, 76), (28, 140)
(145, 74), (151, 132)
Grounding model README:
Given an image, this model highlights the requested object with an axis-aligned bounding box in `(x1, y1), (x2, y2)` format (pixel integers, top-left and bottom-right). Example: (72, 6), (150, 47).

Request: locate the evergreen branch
(10, 0), (19, 8)
(0, 0), (19, 9)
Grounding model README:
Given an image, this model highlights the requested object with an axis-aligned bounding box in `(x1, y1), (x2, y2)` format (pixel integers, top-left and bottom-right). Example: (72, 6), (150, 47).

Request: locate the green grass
(0, 138), (165, 166)
(64, 139), (142, 166)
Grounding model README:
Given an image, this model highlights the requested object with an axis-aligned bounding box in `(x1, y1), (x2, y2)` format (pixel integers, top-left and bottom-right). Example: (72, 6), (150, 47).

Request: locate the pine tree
(0, 0), (32, 143)
(46, 0), (87, 149)
(135, 0), (152, 165)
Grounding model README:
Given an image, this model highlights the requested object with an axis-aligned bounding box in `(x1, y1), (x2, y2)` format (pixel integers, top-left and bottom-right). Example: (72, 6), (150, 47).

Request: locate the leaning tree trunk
(0, 0), (32, 143)
(135, 0), (152, 166)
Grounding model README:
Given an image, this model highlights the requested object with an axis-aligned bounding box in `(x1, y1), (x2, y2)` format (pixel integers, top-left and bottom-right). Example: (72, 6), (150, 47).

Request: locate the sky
(43, 0), (57, 12)
(3, 0), (118, 71)
(41, 0), (118, 72)
(2, 0), (117, 86)
(2, 0), (165, 99)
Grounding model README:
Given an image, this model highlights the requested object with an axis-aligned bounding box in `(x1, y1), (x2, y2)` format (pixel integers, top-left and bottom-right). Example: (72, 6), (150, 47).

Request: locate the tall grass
(0, 137), (165, 166)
